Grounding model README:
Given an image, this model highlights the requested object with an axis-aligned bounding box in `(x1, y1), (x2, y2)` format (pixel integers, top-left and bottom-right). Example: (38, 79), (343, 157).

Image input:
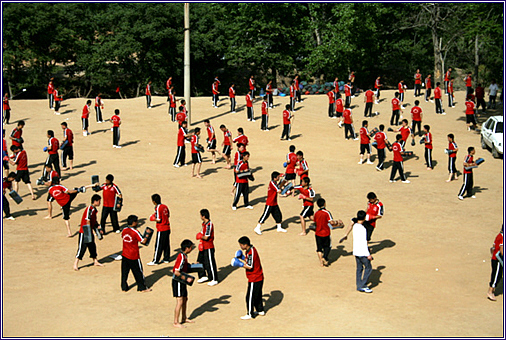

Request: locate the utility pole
(184, 3), (191, 125)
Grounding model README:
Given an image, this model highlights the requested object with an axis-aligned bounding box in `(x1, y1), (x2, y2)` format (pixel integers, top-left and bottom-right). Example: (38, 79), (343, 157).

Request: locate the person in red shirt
(465, 95), (477, 131)
(311, 198), (343, 267)
(176, 107), (187, 128)
(475, 83), (487, 113)
(95, 93), (104, 123)
(246, 91), (254, 122)
(296, 150), (309, 185)
(465, 72), (473, 96)
(204, 120), (218, 163)
(292, 177), (315, 236)
(237, 236), (264, 319)
(414, 69), (422, 97)
(260, 96), (269, 131)
(434, 82), (445, 115)
(365, 192), (384, 241)
(422, 125), (433, 170)
(398, 80), (406, 109)
(374, 76), (382, 103)
(190, 127), (203, 178)
(43, 130), (61, 179)
(231, 143), (246, 195)
(444, 67), (452, 94)
(446, 133), (459, 182)
(147, 194), (171, 266)
(146, 81), (152, 109)
(82, 100), (91, 136)
(327, 87), (335, 118)
(389, 134), (410, 183)
(425, 74), (433, 102)
(212, 80), (220, 108)
(48, 176), (86, 236)
(343, 107), (357, 140)
(174, 121), (190, 168)
(111, 109), (122, 148)
(358, 120), (373, 165)
(349, 71), (356, 96)
(172, 239), (194, 327)
(53, 86), (63, 115)
(73, 194), (104, 271)
(363, 87), (376, 118)
(9, 144), (35, 199)
(121, 215), (151, 292)
(487, 226), (503, 301)
(266, 80), (274, 108)
(254, 172), (286, 235)
(335, 93), (344, 127)
(229, 83), (236, 113)
(42, 164), (59, 219)
(411, 100), (423, 137)
(220, 124), (232, 169)
(3, 93), (11, 125)
(232, 152), (253, 210)
(233, 128), (249, 150)
(458, 147), (477, 200)
(10, 120), (24, 150)
(280, 104), (293, 141)
(289, 82), (296, 111)
(47, 78), (54, 109)
(373, 124), (388, 171)
(397, 119), (414, 148)
(168, 90), (178, 122)
(294, 75), (302, 103)
(196, 209), (218, 286)
(2, 129), (9, 177)
(249, 75), (256, 99)
(284, 145), (298, 185)
(390, 92), (402, 126)
(60, 122), (74, 170)
(344, 81), (352, 108)
(98, 174), (123, 234)
(448, 78), (455, 108)
(2, 172), (16, 220)
(166, 76), (172, 91)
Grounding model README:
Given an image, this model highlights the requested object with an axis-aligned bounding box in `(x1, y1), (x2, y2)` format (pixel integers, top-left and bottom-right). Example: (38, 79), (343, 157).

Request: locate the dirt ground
(2, 89), (504, 337)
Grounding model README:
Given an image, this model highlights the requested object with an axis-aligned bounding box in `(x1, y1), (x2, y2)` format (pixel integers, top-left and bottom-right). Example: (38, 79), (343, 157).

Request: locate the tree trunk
(8, 82), (13, 99)
(474, 34), (479, 84)
(432, 30), (443, 84)
(85, 84), (93, 98)
(136, 83), (141, 98)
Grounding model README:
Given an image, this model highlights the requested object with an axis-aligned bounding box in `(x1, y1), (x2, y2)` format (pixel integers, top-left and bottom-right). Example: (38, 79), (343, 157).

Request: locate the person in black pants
(232, 152), (253, 210)
(3, 172), (16, 220)
(99, 174), (122, 233)
(487, 225), (503, 301)
(237, 236), (264, 320)
(196, 209), (219, 285)
(43, 130), (61, 179)
(147, 194), (171, 266)
(121, 215), (151, 292)
(458, 147), (477, 200)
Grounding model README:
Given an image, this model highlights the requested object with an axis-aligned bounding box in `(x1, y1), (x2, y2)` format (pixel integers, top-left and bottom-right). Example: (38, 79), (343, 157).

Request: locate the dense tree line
(2, 2), (503, 99)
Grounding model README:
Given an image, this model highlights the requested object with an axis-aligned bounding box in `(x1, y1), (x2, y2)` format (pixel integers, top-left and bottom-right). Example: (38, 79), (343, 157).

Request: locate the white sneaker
(5, 216), (15, 220)
(277, 227), (287, 233)
(430, 100), (434, 103)
(207, 280), (218, 286)
(471, 195), (476, 199)
(115, 229), (121, 233)
(254, 226), (262, 235)
(353, 138), (359, 141)
(55, 112), (60, 115)
(97, 121), (102, 124)
(359, 287), (373, 293)
(232, 206), (237, 211)
(240, 314), (252, 320)
(401, 106), (406, 109)
(366, 161), (374, 164)
(376, 167), (382, 172)
(402, 180), (411, 183)
(116, 146), (122, 148)
(147, 261), (157, 266)
(232, 111), (237, 113)
(246, 205), (253, 209)
(265, 128), (269, 131)
(338, 122), (342, 128)
(441, 112), (446, 115)
(163, 260), (169, 263)
(458, 196), (464, 200)
(257, 311), (265, 316)
(358, 161), (363, 164)
(251, 119), (256, 122)
(197, 277), (209, 283)
(83, 132), (87, 136)
(173, 164), (180, 168)
(390, 180), (396, 183)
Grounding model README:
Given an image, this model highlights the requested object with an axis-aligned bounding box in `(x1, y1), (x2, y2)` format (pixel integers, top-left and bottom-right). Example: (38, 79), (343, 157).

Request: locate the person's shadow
(262, 290), (284, 313)
(369, 265), (385, 289)
(369, 239), (396, 255)
(189, 295), (231, 319)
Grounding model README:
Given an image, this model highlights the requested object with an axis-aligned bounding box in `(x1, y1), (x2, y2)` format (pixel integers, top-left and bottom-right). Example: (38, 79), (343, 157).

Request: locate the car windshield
(496, 123), (503, 133)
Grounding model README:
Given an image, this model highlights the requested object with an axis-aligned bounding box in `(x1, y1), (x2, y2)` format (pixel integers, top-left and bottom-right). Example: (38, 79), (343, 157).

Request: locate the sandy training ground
(2, 89), (504, 337)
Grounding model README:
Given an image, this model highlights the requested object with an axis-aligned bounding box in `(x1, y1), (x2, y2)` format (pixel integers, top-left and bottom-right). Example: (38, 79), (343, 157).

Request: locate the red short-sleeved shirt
(122, 227), (143, 260)
(229, 87), (235, 98)
(10, 128), (22, 147)
(293, 185), (315, 206)
(286, 152), (297, 174)
(327, 91), (335, 104)
(465, 101), (475, 115)
(392, 142), (403, 162)
(155, 204), (170, 232)
(434, 87), (442, 99)
(111, 115), (121, 127)
(245, 246), (263, 282)
(207, 126), (216, 141)
(359, 127), (370, 145)
(223, 130), (231, 146)
(411, 106), (422, 121)
(246, 94), (253, 107)
(201, 220), (215, 250)
(448, 141), (458, 158)
(343, 109), (352, 124)
(374, 131), (387, 149)
(415, 73), (422, 84)
(80, 205), (98, 233)
(191, 135), (199, 154)
(314, 208), (333, 237)
(49, 185), (70, 207)
(63, 128), (73, 147)
(366, 201), (384, 228)
(344, 85), (351, 97)
(425, 78), (432, 89)
(82, 105), (90, 119)
(48, 137), (59, 155)
(13, 150), (28, 170)
(176, 112), (186, 125)
(173, 252), (188, 274)
(492, 232), (503, 261)
(398, 82), (404, 93)
(365, 90), (375, 103)
(466, 76), (472, 87)
(399, 126), (411, 141)
(335, 99), (344, 113)
(261, 101), (268, 115)
(463, 154), (474, 174)
(233, 135), (248, 147)
(100, 183), (121, 208)
(392, 98), (400, 111)
(177, 127), (187, 147)
(424, 132), (433, 149)
(265, 180), (280, 206)
(283, 110), (291, 125)
(235, 161), (249, 184)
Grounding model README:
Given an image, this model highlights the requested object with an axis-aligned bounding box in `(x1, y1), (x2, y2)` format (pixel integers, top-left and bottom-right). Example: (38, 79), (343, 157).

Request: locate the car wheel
(492, 145), (500, 158)
(481, 136), (487, 149)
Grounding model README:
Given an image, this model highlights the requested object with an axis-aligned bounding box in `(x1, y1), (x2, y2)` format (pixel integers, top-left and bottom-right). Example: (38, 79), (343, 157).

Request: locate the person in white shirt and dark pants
(351, 210), (373, 293)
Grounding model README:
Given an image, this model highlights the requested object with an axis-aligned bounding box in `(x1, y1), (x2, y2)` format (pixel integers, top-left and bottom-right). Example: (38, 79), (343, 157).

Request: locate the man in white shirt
(488, 79), (499, 109)
(352, 210), (373, 293)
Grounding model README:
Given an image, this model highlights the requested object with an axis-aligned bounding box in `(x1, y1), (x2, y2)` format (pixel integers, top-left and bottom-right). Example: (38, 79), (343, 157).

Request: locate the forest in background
(2, 2), (503, 99)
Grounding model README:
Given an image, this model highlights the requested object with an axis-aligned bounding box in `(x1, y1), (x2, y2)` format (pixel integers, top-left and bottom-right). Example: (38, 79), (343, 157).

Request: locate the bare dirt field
(2, 89), (504, 337)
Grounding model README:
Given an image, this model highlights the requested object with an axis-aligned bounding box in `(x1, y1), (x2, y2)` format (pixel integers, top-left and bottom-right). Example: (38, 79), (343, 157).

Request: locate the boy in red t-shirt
(292, 177), (315, 236)
(487, 226), (503, 301)
(237, 236), (265, 319)
(446, 133), (459, 182)
(196, 209), (218, 286)
(147, 194), (171, 266)
(121, 215), (151, 292)
(220, 124), (232, 168)
(254, 171), (286, 235)
(111, 109), (122, 148)
(172, 239), (194, 327)
(411, 100), (423, 136)
(82, 100), (91, 136)
(358, 120), (373, 165)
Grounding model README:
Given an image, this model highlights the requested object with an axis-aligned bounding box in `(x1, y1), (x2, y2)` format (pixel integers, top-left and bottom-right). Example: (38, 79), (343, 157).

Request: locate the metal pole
(184, 3), (191, 125)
